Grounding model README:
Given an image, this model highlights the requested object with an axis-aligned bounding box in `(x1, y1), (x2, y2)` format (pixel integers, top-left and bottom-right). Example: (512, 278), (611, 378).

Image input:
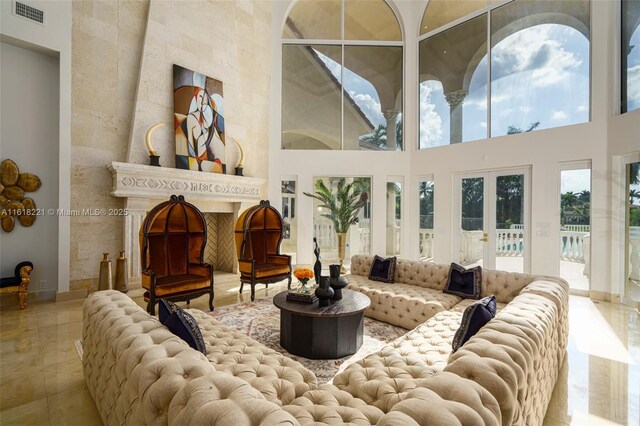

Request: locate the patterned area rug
(210, 297), (407, 383)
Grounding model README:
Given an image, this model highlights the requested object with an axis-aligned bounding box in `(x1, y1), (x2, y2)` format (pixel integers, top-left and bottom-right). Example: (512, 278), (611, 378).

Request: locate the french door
(453, 168), (531, 273)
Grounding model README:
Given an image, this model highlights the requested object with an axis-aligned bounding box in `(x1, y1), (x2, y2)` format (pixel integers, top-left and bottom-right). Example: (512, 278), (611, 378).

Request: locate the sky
(420, 23), (590, 148)
(627, 26), (640, 111)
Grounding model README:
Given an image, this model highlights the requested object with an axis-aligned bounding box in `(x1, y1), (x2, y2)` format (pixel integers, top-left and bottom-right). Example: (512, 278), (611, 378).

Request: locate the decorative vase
(313, 237), (322, 285)
(149, 155), (160, 167)
(235, 166), (244, 176)
(98, 253), (112, 291)
(329, 264), (348, 300)
(298, 279), (311, 294)
(315, 276), (334, 307)
(115, 250), (128, 293)
(337, 232), (347, 273)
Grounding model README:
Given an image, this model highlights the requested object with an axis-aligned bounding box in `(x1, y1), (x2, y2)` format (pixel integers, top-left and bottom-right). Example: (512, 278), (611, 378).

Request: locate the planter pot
(337, 232), (347, 273)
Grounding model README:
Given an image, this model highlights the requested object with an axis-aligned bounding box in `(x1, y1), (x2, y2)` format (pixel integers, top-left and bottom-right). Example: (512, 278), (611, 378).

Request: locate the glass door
(457, 174), (487, 268)
(455, 168), (530, 272)
(625, 162), (640, 304)
(559, 165), (591, 292)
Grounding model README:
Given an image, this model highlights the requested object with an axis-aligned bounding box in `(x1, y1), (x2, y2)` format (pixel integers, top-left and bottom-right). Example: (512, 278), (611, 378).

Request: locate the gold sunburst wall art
(0, 159), (42, 233)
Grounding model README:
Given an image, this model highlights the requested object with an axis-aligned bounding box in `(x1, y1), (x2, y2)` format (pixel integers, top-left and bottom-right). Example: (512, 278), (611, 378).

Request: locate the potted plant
(304, 178), (368, 273)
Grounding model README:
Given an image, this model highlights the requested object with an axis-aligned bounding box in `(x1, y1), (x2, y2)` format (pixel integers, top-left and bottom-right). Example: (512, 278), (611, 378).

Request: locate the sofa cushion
(449, 297), (507, 313)
(333, 310), (462, 412)
(444, 263), (482, 299)
(369, 255), (397, 283)
(481, 269), (534, 303)
(145, 274), (211, 296)
(451, 295), (496, 352)
(347, 274), (462, 329)
(187, 309), (317, 406)
(283, 384), (384, 425)
(161, 301), (206, 354)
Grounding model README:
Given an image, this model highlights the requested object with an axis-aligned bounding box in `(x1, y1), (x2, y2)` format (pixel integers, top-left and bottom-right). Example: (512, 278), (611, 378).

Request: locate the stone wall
(70, 0), (272, 292)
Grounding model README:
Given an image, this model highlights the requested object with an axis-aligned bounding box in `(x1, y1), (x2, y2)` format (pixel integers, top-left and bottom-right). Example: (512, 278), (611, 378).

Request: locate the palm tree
(360, 125), (387, 147)
(304, 178), (368, 272)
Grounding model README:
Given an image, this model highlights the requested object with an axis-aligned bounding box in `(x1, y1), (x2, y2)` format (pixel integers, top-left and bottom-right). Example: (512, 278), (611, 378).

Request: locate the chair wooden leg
(208, 289), (214, 311)
(18, 287), (27, 310)
(186, 300), (190, 306)
(287, 275), (292, 290)
(147, 295), (156, 315)
(239, 282), (244, 294)
(250, 284), (256, 301)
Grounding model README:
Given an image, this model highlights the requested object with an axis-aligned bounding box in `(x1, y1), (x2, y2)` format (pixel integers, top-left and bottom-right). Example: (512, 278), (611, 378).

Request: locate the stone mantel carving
(108, 161), (264, 203)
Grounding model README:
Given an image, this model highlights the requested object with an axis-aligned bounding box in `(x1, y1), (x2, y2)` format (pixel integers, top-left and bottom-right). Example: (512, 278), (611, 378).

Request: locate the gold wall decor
(0, 159), (42, 232)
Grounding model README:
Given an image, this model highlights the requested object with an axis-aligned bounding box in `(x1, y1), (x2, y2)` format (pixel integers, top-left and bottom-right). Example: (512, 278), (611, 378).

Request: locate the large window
(623, 0), (640, 113)
(418, 176), (434, 261)
(419, 0), (590, 149)
(282, 0), (403, 151)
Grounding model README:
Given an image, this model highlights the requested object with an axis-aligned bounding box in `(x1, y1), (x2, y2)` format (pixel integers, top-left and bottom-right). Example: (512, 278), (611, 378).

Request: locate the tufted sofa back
(350, 255), (449, 290)
(350, 255), (535, 303)
(82, 290), (298, 425)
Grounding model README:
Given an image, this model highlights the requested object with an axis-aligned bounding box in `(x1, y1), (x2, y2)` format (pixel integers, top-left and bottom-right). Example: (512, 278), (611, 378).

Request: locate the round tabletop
(273, 289), (370, 318)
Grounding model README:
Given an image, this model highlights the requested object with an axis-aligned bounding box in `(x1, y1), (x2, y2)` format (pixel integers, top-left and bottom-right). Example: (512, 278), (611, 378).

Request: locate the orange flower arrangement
(293, 268), (314, 284)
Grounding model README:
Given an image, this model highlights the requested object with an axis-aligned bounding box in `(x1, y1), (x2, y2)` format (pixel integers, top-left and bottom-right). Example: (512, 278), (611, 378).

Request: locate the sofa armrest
(378, 373), (501, 426)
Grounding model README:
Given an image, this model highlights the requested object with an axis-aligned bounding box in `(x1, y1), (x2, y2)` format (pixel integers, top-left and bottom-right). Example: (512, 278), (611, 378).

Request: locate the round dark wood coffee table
(273, 289), (371, 359)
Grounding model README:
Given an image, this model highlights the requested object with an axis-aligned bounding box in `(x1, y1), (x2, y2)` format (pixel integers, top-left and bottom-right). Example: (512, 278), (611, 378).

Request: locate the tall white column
(383, 109), (400, 151)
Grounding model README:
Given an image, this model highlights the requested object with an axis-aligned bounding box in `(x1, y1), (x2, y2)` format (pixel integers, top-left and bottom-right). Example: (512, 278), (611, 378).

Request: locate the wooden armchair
(0, 261), (33, 309)
(140, 195), (214, 315)
(234, 200), (292, 301)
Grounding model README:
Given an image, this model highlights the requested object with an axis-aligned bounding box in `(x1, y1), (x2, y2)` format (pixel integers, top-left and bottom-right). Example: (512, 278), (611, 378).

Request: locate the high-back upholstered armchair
(139, 195), (214, 315)
(234, 200), (292, 301)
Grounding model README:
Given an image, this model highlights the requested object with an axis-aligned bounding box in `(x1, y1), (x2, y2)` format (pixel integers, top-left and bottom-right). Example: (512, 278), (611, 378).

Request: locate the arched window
(623, 0), (640, 113)
(419, 0), (590, 149)
(282, 0), (403, 151)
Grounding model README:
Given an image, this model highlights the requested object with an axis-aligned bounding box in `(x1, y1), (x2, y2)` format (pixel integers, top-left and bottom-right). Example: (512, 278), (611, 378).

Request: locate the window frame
(281, 0), (405, 151)
(417, 0), (593, 150)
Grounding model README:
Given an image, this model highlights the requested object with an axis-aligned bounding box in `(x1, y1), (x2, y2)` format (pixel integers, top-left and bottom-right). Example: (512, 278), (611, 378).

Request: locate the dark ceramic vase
(315, 276), (334, 307)
(329, 264), (349, 300)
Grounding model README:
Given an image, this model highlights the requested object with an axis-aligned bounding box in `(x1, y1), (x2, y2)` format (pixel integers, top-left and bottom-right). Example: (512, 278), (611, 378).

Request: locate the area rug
(210, 298), (407, 383)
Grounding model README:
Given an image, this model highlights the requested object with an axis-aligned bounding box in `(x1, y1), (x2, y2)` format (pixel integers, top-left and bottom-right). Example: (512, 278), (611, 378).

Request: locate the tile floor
(0, 280), (638, 425)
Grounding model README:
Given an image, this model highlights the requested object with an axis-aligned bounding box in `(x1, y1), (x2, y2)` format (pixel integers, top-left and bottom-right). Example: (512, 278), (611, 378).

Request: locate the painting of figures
(173, 64), (226, 173)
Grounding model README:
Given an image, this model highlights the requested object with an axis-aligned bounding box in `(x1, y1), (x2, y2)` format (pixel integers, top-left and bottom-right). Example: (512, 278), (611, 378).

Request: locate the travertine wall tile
(71, 0), (271, 292)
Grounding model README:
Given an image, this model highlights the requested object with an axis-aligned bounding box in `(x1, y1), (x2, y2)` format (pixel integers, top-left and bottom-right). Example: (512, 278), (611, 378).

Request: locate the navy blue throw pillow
(444, 263), (482, 299)
(158, 299), (206, 354)
(452, 295), (497, 352)
(368, 255), (396, 283)
(158, 299), (179, 324)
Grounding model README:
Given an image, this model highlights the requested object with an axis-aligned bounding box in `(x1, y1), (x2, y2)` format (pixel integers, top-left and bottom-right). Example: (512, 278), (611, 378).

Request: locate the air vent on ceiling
(14, 1), (45, 25)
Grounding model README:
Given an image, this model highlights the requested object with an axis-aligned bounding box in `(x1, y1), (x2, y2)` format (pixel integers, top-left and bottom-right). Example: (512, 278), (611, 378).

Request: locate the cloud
(491, 25), (582, 87)
(552, 110), (568, 120)
(576, 105), (587, 112)
(419, 82), (444, 147)
(519, 106), (532, 113)
(480, 122), (487, 128)
(349, 91), (384, 126)
(627, 65), (640, 105)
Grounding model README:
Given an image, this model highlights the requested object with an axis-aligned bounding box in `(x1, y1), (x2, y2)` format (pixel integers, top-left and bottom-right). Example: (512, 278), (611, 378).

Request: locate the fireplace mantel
(108, 161), (264, 203)
(108, 161), (264, 284)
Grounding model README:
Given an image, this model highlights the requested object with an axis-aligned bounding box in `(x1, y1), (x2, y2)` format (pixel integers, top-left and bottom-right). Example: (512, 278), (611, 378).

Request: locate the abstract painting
(173, 64), (226, 173)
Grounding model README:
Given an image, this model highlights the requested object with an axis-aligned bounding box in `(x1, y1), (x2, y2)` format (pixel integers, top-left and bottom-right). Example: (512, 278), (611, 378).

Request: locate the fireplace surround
(108, 161), (265, 288)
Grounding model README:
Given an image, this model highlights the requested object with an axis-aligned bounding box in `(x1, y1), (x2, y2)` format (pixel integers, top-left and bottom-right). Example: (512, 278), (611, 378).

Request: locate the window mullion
(486, 10), (492, 140)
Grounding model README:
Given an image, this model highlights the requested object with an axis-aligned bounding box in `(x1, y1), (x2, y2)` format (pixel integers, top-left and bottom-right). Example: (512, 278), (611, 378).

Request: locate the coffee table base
(280, 310), (364, 359)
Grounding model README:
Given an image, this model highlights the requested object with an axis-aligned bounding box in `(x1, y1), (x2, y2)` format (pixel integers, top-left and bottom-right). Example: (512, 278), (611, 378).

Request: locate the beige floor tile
(46, 385), (102, 426)
(0, 369), (47, 411)
(0, 398), (50, 426)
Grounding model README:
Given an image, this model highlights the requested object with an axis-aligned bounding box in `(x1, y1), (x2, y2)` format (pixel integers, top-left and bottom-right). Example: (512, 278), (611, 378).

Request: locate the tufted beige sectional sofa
(83, 253), (568, 426)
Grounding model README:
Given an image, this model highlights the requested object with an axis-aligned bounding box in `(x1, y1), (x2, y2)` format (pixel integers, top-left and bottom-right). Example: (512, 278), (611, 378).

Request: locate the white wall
(0, 42), (60, 298)
(270, 0), (640, 298)
(0, 0), (71, 295)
